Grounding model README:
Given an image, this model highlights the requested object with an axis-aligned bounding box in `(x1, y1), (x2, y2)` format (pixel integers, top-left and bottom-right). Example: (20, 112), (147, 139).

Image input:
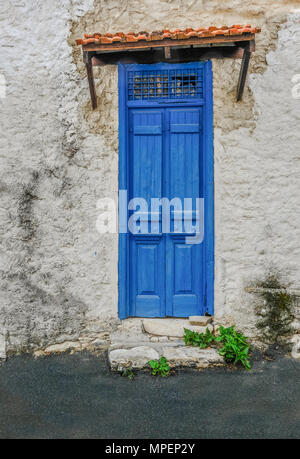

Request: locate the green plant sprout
(184, 325), (251, 370)
(148, 356), (171, 377)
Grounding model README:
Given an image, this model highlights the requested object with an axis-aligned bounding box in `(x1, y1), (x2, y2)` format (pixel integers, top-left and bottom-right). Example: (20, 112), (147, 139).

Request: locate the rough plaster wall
(0, 0), (119, 353)
(213, 12), (300, 334)
(0, 0), (299, 353)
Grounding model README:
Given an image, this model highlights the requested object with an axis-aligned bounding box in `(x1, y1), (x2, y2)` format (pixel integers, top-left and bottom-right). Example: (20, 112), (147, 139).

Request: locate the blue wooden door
(129, 108), (165, 317)
(119, 62), (214, 318)
(165, 107), (203, 317)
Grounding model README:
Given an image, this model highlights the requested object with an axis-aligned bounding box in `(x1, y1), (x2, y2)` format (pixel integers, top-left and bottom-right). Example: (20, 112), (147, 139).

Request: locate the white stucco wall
(213, 13), (300, 334)
(0, 0), (299, 353)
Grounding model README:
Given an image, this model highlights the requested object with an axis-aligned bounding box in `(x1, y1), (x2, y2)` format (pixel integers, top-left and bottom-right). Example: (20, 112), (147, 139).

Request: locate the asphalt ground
(0, 351), (299, 439)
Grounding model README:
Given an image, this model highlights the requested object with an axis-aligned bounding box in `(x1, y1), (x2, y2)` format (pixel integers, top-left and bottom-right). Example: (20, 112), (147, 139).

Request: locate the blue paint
(118, 61), (214, 319)
(203, 61), (214, 315)
(118, 64), (129, 319)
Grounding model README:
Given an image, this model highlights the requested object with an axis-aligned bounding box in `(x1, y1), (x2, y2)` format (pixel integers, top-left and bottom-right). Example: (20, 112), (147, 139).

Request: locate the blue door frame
(118, 61), (214, 319)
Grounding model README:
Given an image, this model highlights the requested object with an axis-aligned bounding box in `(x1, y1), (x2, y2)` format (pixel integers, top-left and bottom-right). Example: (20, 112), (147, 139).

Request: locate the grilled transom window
(128, 68), (204, 100)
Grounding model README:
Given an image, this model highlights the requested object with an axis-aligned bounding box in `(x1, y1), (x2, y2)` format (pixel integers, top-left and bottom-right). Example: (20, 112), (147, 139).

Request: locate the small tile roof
(76, 25), (261, 46)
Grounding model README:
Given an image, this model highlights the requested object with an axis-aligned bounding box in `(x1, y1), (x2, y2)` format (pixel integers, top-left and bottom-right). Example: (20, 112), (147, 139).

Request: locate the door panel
(165, 108), (204, 317)
(131, 235), (165, 317)
(168, 108), (202, 201)
(130, 110), (163, 208)
(129, 109), (165, 316)
(166, 234), (202, 317)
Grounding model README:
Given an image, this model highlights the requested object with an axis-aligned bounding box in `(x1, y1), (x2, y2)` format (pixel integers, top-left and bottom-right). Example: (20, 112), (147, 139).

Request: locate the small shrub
(215, 326), (251, 370)
(184, 327), (215, 348)
(184, 326), (251, 370)
(148, 356), (170, 377)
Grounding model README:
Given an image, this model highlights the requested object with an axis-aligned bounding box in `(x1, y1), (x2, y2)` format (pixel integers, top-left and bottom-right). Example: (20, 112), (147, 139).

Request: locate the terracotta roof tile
(75, 25), (261, 46)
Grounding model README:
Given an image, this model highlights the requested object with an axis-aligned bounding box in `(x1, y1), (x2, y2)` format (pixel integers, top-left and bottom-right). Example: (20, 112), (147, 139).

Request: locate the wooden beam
(164, 47), (171, 59)
(86, 61), (97, 109)
(90, 46), (246, 68)
(249, 39), (255, 52)
(82, 34), (255, 52)
(236, 44), (251, 101)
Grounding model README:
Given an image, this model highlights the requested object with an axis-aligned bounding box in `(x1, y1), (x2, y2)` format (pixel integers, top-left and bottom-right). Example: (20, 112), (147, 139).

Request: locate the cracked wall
(0, 0), (299, 353)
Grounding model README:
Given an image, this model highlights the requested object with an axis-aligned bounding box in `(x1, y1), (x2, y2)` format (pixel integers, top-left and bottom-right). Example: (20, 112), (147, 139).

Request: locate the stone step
(109, 339), (185, 351)
(162, 346), (223, 368)
(109, 346), (159, 372)
(108, 343), (223, 371)
(143, 318), (213, 338)
(189, 315), (213, 326)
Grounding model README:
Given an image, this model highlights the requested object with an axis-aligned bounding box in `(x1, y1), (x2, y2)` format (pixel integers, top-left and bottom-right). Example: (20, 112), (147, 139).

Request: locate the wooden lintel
(82, 34), (255, 53)
(89, 46), (247, 68)
(249, 39), (255, 52)
(164, 47), (171, 59)
(85, 61), (97, 110)
(236, 44), (251, 101)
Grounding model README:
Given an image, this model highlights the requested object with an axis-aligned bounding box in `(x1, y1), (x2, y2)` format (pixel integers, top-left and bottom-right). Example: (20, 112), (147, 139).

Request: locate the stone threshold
(109, 343), (223, 371)
(143, 317), (213, 337)
(108, 315), (222, 371)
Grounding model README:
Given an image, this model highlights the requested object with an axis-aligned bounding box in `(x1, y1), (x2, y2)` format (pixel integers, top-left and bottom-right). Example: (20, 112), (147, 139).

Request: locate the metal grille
(128, 68), (203, 100)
